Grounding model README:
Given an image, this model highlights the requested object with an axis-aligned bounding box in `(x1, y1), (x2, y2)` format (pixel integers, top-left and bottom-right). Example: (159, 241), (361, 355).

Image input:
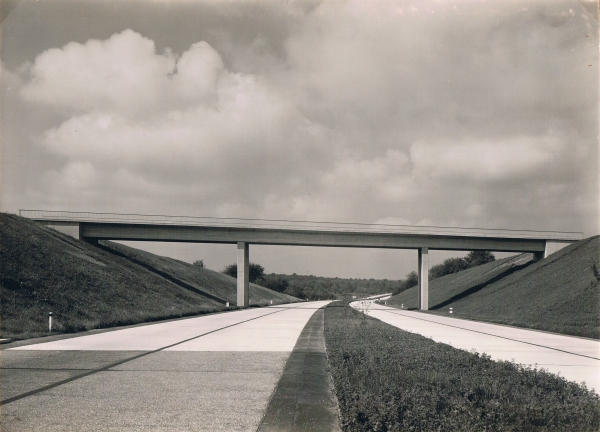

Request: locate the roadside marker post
(48, 312), (53, 332)
(449, 307), (453, 314)
(226, 302), (229, 308)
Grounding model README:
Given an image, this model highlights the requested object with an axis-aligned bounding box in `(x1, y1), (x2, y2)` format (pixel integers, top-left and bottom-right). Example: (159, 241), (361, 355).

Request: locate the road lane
(9, 307), (283, 351)
(353, 302), (600, 393)
(2, 301), (331, 432)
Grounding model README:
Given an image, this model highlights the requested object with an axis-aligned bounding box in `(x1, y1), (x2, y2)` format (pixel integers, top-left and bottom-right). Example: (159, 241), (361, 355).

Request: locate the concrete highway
(354, 302), (600, 393)
(5, 298), (597, 431)
(1, 301), (333, 432)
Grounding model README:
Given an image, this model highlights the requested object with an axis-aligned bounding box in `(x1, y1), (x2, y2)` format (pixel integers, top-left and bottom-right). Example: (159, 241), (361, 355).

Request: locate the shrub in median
(324, 302), (600, 431)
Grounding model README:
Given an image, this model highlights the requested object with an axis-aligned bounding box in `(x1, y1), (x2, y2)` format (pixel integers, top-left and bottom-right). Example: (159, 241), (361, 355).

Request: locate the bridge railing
(19, 209), (582, 241)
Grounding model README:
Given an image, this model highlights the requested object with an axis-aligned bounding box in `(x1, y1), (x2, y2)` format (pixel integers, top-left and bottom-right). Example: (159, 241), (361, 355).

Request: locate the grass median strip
(324, 302), (600, 432)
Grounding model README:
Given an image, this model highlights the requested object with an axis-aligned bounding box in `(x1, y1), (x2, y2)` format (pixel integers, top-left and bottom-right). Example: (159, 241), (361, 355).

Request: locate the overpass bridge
(20, 210), (582, 310)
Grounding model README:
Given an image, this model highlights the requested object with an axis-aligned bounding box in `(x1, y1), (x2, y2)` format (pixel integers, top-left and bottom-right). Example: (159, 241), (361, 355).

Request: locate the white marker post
(226, 302), (229, 308)
(449, 307), (453, 314)
(48, 312), (53, 332)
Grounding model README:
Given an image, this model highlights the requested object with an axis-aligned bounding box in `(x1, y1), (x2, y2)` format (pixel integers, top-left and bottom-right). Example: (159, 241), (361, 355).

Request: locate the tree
(428, 251), (496, 280)
(192, 260), (204, 268)
(221, 263), (265, 283)
(465, 250), (495, 266)
(285, 285), (307, 299)
(392, 271), (419, 295)
(404, 271), (418, 289)
(222, 263), (237, 278)
(429, 257), (468, 279)
(256, 274), (289, 292)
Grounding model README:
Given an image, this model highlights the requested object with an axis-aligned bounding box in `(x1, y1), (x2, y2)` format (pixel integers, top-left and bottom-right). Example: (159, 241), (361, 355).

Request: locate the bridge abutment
(237, 242), (250, 307)
(418, 247), (429, 311)
(544, 240), (570, 258)
(41, 221), (82, 240)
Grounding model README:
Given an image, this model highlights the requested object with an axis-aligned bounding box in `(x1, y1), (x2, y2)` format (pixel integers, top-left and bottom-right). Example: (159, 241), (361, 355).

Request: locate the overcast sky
(1, 0), (598, 279)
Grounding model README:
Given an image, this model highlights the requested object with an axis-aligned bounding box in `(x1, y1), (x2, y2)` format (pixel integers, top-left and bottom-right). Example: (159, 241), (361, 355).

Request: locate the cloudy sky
(1, 0), (598, 279)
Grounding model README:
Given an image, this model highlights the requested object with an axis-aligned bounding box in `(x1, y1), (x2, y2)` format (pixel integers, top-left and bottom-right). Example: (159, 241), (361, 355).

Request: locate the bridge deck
(19, 210), (581, 252)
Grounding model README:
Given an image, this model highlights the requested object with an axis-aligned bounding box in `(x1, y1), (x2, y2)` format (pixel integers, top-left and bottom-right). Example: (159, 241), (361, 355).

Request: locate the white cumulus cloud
(21, 30), (174, 116)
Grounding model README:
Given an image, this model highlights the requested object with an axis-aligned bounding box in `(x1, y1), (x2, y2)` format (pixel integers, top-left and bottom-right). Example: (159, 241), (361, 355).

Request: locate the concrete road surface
(2, 301), (331, 432)
(353, 302), (600, 393)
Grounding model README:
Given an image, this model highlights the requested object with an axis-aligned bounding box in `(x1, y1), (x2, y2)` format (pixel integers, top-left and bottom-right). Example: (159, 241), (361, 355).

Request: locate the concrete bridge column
(237, 242), (250, 307)
(418, 247), (429, 311)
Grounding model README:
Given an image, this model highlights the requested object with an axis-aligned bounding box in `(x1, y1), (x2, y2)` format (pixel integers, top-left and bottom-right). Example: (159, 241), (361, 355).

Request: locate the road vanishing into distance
(354, 302), (600, 394)
(1, 301), (337, 432)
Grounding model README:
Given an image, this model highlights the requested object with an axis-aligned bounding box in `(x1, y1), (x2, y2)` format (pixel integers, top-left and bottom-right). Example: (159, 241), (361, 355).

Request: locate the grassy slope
(387, 253), (533, 309)
(434, 236), (600, 338)
(100, 241), (299, 305)
(325, 302), (600, 432)
(388, 237), (600, 339)
(0, 214), (297, 340)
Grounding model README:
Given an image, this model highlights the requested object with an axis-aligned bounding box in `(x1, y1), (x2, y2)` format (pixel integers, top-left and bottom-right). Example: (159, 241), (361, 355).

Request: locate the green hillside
(387, 236), (600, 339)
(0, 214), (298, 340)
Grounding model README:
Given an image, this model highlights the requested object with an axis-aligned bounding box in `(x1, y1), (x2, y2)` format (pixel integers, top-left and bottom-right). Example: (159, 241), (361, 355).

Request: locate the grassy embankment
(324, 302), (600, 431)
(99, 241), (299, 306)
(0, 213), (298, 340)
(387, 237), (600, 339)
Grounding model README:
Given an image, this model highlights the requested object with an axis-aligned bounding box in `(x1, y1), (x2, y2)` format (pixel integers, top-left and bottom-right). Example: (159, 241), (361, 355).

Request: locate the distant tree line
(219, 262), (293, 293)
(218, 250), (495, 300)
(219, 263), (402, 300)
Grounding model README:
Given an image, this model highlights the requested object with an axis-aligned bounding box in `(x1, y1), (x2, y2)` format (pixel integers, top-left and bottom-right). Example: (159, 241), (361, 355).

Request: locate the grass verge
(324, 302), (600, 431)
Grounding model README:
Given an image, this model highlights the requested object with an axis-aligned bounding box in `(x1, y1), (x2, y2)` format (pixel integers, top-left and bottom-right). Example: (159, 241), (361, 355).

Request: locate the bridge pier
(237, 242), (250, 307)
(418, 247), (429, 311)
